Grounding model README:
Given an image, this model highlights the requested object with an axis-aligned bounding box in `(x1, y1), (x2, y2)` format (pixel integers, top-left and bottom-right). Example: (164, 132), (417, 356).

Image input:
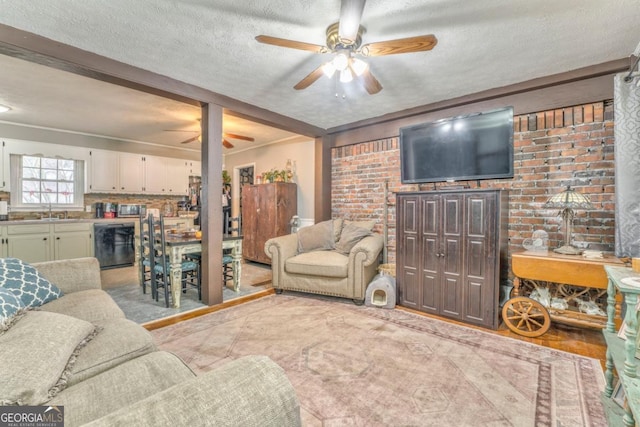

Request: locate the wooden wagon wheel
(501, 296), (551, 337)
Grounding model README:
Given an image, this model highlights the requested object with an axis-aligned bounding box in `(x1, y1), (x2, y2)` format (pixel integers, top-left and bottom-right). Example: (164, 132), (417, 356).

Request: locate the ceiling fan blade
(223, 132), (254, 142)
(294, 65), (326, 90)
(180, 135), (200, 144)
(222, 139), (234, 149)
(358, 67), (383, 95)
(339, 0), (366, 44)
(255, 35), (327, 53)
(360, 34), (438, 57)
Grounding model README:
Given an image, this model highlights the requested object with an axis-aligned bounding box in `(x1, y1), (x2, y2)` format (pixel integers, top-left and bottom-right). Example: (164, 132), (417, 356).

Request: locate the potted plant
(222, 170), (231, 184)
(261, 168), (288, 183)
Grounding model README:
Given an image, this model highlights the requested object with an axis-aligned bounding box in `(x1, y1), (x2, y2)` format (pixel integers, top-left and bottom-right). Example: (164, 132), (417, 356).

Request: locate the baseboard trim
(142, 288), (276, 331)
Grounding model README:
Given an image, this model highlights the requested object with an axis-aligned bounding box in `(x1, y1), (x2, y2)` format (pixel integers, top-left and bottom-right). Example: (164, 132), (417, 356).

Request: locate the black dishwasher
(94, 222), (136, 269)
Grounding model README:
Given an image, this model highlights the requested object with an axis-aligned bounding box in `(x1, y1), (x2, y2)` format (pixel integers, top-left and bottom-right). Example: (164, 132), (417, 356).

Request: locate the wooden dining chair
(138, 212), (153, 297)
(147, 213), (200, 307)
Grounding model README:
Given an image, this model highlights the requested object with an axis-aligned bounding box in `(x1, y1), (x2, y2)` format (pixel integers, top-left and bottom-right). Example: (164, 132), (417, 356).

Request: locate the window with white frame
(10, 154), (85, 210)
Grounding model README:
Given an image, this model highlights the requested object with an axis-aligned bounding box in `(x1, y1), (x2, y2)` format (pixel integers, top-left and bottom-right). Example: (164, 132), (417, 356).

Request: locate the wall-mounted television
(399, 106), (514, 184)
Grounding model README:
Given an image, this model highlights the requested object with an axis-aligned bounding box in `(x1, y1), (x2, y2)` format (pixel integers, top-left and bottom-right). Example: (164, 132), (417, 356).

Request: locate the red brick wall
(331, 100), (615, 263)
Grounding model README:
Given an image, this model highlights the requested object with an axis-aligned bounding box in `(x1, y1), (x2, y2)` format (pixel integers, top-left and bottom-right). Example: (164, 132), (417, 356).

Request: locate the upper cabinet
(118, 153), (145, 193)
(144, 156), (188, 195)
(89, 150), (144, 193)
(89, 149), (119, 192)
(88, 149), (192, 195)
(186, 161), (201, 177)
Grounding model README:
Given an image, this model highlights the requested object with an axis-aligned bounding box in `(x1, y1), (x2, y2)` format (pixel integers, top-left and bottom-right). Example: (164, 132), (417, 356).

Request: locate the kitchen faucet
(43, 202), (52, 219)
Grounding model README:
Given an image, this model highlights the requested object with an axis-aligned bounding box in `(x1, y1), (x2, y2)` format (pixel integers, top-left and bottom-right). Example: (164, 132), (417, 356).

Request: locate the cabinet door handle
(43, 237), (47, 241)
(56, 237), (60, 240)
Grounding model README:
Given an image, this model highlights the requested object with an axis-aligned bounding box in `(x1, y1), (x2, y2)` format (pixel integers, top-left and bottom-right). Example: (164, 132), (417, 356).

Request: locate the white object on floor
(365, 274), (396, 309)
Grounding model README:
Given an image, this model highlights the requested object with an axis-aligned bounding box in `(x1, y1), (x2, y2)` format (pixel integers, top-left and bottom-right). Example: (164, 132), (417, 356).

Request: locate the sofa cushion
(40, 289), (125, 322)
(344, 219), (376, 231)
(286, 251), (348, 278)
(83, 356), (301, 427)
(335, 222), (373, 255)
(332, 218), (344, 242)
(49, 351), (195, 427)
(0, 257), (63, 308)
(297, 220), (335, 253)
(0, 310), (97, 405)
(0, 287), (25, 330)
(66, 317), (157, 387)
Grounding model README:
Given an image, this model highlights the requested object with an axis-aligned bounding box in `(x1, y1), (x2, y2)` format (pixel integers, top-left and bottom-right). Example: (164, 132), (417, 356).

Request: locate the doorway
(234, 164), (255, 221)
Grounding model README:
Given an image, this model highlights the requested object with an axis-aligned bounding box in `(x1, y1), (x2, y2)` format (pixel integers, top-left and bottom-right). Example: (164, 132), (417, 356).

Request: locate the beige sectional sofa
(0, 257), (300, 427)
(265, 219), (384, 303)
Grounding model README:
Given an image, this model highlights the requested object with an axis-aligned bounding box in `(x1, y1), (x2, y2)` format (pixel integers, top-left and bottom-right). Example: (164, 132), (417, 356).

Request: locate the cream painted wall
(223, 136), (315, 225)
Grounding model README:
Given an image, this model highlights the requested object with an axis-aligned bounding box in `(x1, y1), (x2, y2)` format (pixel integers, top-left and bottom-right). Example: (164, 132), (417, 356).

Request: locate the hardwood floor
(398, 306), (607, 368)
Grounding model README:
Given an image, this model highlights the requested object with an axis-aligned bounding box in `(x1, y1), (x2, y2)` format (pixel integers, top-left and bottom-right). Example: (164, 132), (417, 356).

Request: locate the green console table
(603, 265), (640, 426)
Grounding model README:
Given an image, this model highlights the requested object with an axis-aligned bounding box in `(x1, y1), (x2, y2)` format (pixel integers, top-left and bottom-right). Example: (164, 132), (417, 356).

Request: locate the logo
(0, 406), (64, 427)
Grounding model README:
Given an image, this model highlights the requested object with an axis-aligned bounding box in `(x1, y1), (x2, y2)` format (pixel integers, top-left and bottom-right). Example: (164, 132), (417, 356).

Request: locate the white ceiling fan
(255, 0), (438, 94)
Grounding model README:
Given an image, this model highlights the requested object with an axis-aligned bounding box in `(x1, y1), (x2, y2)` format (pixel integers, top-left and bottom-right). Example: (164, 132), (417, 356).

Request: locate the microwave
(117, 204), (146, 218)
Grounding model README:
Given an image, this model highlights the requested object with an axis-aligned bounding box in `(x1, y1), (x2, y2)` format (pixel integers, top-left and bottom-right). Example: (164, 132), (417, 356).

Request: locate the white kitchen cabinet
(143, 156), (167, 194)
(166, 157), (188, 194)
(89, 149), (119, 192)
(7, 224), (51, 263)
(142, 156), (189, 195)
(88, 149), (194, 195)
(53, 222), (93, 260)
(186, 160), (201, 177)
(0, 226), (7, 257)
(118, 153), (144, 193)
(5, 222), (93, 263)
(89, 150), (144, 194)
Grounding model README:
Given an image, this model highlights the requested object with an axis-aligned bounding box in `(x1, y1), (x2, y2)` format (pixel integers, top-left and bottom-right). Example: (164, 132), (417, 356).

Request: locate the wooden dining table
(164, 233), (243, 308)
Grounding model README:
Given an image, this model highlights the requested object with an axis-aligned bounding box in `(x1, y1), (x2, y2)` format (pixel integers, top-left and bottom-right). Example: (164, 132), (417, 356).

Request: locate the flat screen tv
(399, 107), (514, 184)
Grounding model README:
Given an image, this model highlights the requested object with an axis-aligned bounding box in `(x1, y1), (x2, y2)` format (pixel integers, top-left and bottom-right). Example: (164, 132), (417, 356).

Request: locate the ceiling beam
(326, 57), (630, 146)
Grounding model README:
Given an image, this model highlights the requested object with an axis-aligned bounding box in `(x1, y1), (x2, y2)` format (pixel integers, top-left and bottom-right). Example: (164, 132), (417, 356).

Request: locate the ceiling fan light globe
(322, 62), (336, 78)
(333, 52), (350, 71)
(340, 68), (353, 83)
(351, 58), (368, 76)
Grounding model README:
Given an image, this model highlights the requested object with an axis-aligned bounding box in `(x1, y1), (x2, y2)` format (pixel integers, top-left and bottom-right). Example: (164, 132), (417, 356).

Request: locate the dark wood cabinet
(396, 189), (508, 329)
(241, 182), (297, 264)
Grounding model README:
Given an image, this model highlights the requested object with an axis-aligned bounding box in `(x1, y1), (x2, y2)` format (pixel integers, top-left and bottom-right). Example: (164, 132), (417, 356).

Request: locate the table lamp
(544, 186), (593, 255)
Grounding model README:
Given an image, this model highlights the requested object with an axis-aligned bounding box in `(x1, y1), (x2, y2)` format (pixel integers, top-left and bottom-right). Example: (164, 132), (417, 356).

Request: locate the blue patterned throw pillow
(0, 258), (63, 308)
(0, 287), (24, 322)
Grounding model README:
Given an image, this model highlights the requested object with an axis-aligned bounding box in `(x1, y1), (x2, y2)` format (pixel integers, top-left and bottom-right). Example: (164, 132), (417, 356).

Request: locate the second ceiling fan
(255, 0), (438, 94)
(179, 132), (255, 149)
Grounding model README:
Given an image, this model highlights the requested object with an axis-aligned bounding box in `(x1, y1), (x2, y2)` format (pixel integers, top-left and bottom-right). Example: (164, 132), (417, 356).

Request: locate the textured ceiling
(0, 0), (639, 147)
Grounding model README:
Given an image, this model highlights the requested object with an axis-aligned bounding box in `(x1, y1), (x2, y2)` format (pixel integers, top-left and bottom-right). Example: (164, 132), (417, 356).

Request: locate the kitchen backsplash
(0, 192), (188, 220)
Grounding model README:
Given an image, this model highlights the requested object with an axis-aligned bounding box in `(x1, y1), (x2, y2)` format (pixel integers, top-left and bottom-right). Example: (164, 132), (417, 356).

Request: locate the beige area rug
(151, 294), (606, 426)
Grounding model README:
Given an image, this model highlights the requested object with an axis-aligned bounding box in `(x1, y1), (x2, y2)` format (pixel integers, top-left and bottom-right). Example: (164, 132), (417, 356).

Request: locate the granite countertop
(0, 216), (191, 225)
(0, 217), (139, 225)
